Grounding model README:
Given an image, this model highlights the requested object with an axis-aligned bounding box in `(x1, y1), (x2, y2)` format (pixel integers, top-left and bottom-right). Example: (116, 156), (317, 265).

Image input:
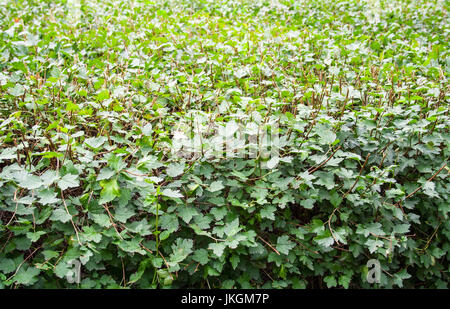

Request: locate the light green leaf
(50, 208), (72, 223)
(300, 199), (315, 209)
(324, 276), (337, 288)
(276, 235), (295, 255)
(192, 249), (209, 265)
(99, 179), (121, 204)
(91, 213), (111, 228)
(161, 188), (183, 199)
(266, 156), (280, 169)
(58, 174), (79, 191)
(208, 180), (225, 192)
(209, 242), (226, 257)
(224, 218), (241, 237)
(166, 163), (185, 178)
(14, 265), (40, 286)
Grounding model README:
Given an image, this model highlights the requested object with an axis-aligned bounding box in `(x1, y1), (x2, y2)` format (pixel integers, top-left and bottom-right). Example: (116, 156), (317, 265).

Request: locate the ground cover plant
(0, 0), (449, 289)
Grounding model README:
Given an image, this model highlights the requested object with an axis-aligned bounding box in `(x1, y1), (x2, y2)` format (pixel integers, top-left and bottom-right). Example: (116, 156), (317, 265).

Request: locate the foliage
(0, 0), (449, 289)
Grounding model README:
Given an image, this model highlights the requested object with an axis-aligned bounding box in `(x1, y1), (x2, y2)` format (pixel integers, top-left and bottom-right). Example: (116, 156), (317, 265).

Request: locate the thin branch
(329, 153), (371, 245)
(343, 153), (371, 199)
(308, 145), (342, 174)
(158, 250), (174, 280)
(257, 235), (280, 255)
(5, 189), (20, 226)
(61, 190), (82, 246)
(7, 246), (41, 281)
(395, 163), (447, 206)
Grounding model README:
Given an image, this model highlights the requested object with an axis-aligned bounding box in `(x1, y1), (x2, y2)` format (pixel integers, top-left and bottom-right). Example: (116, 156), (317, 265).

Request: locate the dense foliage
(0, 0), (449, 289)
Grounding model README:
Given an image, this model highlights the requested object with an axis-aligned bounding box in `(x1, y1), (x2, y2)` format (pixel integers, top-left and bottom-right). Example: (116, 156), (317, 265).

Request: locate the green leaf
(114, 205), (135, 223)
(99, 179), (121, 204)
(266, 156), (280, 169)
(178, 206), (199, 224)
(339, 274), (351, 289)
(317, 128), (336, 145)
(41, 170), (59, 187)
(85, 136), (107, 150)
(0, 147), (16, 161)
(169, 238), (193, 264)
(358, 223), (386, 237)
(96, 89), (110, 101)
(209, 242), (226, 257)
(160, 214), (179, 233)
(58, 173), (79, 191)
(166, 163), (185, 178)
(91, 213), (111, 228)
(230, 255), (240, 270)
(210, 207), (227, 220)
(208, 180), (225, 192)
(386, 188), (404, 199)
(393, 269), (411, 288)
(54, 262), (71, 278)
(50, 208), (72, 223)
(192, 249), (209, 265)
(324, 276), (337, 288)
(16, 174), (42, 190)
(0, 259), (16, 274)
(260, 205), (276, 220)
(26, 231), (46, 242)
(300, 199), (315, 209)
(313, 231), (335, 248)
(117, 239), (145, 255)
(97, 168), (115, 181)
(310, 219), (325, 233)
(365, 238), (384, 253)
(224, 218), (241, 237)
(315, 172), (335, 190)
(38, 189), (60, 205)
(161, 188), (183, 199)
(329, 190), (343, 207)
(13, 265), (40, 286)
(276, 235), (295, 255)
(393, 224), (410, 234)
(8, 84), (24, 97)
(422, 181), (439, 198)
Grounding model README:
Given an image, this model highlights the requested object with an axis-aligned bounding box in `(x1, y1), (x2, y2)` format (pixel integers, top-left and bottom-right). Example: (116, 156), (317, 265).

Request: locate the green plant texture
(0, 0), (449, 289)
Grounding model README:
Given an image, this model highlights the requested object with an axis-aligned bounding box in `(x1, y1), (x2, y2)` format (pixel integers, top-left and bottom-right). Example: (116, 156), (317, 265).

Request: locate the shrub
(0, 0), (448, 288)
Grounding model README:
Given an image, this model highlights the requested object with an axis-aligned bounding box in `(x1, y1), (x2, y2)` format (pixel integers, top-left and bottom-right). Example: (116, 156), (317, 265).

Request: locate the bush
(0, 0), (449, 288)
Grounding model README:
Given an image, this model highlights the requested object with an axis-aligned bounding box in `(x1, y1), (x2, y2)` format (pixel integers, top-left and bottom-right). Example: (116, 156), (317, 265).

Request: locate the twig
(61, 191), (82, 246)
(7, 246), (41, 281)
(121, 257), (126, 287)
(395, 163), (447, 206)
(290, 236), (319, 254)
(140, 243), (153, 254)
(103, 204), (124, 240)
(158, 250), (174, 280)
(343, 153), (371, 199)
(123, 170), (150, 177)
(5, 189), (20, 226)
(329, 153), (371, 245)
(328, 207), (341, 245)
(308, 145), (342, 174)
(257, 235), (280, 255)
(418, 223), (441, 252)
